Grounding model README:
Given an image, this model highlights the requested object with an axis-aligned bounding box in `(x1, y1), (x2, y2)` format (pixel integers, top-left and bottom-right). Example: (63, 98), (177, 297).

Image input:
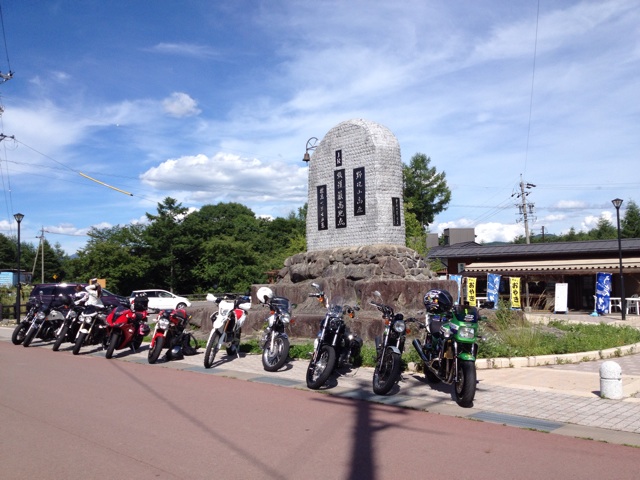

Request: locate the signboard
(554, 283), (568, 314)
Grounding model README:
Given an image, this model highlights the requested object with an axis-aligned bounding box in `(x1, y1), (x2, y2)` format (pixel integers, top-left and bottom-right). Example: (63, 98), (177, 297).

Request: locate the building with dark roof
(426, 230), (640, 312)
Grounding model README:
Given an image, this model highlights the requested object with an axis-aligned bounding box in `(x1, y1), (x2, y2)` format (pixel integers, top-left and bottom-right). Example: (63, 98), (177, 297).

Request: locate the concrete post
(600, 360), (623, 400)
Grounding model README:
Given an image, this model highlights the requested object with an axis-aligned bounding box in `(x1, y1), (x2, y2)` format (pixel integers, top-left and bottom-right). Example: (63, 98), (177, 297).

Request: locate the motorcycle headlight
(458, 326), (476, 339)
(267, 315), (276, 327)
(36, 312), (46, 321)
(282, 313), (291, 324)
(158, 318), (171, 329)
(393, 320), (405, 333)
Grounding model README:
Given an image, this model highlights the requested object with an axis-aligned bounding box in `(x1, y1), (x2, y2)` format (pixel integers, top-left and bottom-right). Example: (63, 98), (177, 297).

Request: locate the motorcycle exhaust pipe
(412, 338), (429, 363)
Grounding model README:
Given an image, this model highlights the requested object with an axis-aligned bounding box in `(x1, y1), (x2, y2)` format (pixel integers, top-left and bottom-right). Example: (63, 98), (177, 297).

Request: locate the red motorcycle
(104, 295), (150, 359)
(147, 307), (193, 364)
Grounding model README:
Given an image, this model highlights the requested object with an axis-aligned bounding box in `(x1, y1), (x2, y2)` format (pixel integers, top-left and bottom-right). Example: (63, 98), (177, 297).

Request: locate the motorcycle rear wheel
(73, 331), (87, 355)
(261, 334), (289, 372)
(306, 345), (336, 390)
(203, 331), (221, 368)
(11, 322), (28, 345)
(105, 331), (119, 359)
(373, 350), (402, 395)
(23, 326), (37, 347)
(52, 323), (69, 351)
(454, 360), (477, 408)
(148, 336), (165, 364)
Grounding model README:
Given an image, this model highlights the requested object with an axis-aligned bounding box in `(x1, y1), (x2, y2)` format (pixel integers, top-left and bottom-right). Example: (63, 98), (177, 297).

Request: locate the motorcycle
(411, 302), (480, 407)
(103, 295), (150, 359)
(203, 293), (251, 368)
(369, 290), (417, 395)
(11, 297), (40, 345)
(22, 293), (71, 348)
(72, 304), (111, 355)
(259, 295), (293, 372)
(147, 307), (194, 364)
(52, 300), (88, 352)
(306, 283), (362, 390)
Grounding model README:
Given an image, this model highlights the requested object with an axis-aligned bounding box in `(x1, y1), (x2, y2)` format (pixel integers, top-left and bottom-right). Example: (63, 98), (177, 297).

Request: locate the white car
(129, 289), (191, 311)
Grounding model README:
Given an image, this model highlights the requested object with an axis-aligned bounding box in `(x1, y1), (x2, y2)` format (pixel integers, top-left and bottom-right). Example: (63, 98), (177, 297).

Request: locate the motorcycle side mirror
(206, 293), (216, 302)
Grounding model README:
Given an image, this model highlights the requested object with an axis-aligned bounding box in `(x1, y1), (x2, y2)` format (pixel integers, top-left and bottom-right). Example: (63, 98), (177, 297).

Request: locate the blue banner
(449, 275), (462, 304)
(595, 272), (612, 315)
(487, 273), (501, 309)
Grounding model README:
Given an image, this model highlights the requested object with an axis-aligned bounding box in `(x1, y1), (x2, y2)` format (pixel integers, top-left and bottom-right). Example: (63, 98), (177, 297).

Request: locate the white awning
(462, 257), (640, 273)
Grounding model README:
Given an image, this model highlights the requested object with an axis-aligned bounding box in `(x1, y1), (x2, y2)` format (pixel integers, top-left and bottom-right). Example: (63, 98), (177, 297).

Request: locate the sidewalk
(3, 318), (640, 448)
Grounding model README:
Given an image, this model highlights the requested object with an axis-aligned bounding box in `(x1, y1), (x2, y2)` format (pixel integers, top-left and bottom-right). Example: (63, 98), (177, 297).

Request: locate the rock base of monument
(245, 245), (458, 342)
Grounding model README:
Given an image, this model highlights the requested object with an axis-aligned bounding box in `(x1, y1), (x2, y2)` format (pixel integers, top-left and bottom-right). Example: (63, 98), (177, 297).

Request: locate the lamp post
(302, 137), (318, 163)
(13, 213), (24, 321)
(612, 199), (625, 320)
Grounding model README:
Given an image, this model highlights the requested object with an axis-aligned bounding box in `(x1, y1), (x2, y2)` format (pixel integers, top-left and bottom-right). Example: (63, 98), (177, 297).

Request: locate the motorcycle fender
(206, 327), (220, 342)
(386, 345), (401, 356)
(79, 327), (90, 334)
(211, 313), (225, 330)
(458, 352), (476, 362)
(151, 331), (164, 347)
(234, 309), (247, 328)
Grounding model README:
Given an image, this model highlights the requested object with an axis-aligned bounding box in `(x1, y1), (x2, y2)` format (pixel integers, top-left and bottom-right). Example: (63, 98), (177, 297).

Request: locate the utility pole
(514, 174), (536, 244)
(513, 175), (536, 310)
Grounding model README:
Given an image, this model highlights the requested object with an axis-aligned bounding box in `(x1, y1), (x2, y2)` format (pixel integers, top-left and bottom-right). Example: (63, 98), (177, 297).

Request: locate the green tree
(588, 217), (617, 240)
(621, 200), (640, 238)
(403, 153), (451, 227)
(404, 201), (426, 255)
(66, 224), (148, 294)
(144, 197), (189, 292)
(0, 233), (16, 269)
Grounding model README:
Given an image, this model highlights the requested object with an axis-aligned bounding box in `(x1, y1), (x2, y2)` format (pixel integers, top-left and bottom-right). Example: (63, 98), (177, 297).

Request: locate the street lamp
(612, 198), (625, 320)
(302, 137), (318, 163)
(13, 213), (24, 321)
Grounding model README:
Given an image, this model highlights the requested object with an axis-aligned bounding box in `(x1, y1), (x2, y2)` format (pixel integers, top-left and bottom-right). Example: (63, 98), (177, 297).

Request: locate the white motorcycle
(203, 293), (251, 368)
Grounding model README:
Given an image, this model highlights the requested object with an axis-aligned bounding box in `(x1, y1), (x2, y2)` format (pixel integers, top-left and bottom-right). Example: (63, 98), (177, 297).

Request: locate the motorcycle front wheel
(73, 331), (87, 355)
(148, 336), (165, 364)
(306, 345), (336, 390)
(105, 331), (120, 359)
(52, 323), (70, 351)
(11, 322), (29, 345)
(262, 334), (290, 372)
(372, 350), (402, 395)
(454, 360), (477, 408)
(203, 331), (221, 368)
(22, 325), (38, 347)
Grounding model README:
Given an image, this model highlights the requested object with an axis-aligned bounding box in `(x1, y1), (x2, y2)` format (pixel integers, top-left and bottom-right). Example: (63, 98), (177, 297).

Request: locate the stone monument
(246, 119), (456, 340)
(306, 118), (405, 251)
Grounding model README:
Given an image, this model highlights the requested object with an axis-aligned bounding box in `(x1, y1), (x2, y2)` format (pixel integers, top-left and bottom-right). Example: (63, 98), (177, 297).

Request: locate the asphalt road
(1, 341), (639, 480)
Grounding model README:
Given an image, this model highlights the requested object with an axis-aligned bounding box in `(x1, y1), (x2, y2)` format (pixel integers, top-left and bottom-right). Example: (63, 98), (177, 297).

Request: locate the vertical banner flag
(466, 277), (477, 306)
(510, 277), (521, 309)
(449, 275), (462, 304)
(487, 273), (501, 309)
(595, 272), (612, 315)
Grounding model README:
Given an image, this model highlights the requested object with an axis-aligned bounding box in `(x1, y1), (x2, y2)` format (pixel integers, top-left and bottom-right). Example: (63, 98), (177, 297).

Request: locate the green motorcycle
(412, 290), (479, 407)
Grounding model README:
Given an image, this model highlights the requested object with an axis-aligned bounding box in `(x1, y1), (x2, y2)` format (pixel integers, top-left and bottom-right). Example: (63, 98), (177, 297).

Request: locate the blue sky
(0, 0), (638, 255)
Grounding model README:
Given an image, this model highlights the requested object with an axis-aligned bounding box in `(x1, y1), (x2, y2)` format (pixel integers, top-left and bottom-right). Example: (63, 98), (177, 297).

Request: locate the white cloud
(148, 42), (219, 58)
(162, 92), (201, 118)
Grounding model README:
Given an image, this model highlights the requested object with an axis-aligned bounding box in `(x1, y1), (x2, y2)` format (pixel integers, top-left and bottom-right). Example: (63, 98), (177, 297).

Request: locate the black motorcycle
(11, 297), (40, 345)
(22, 293), (71, 347)
(306, 283), (362, 390)
(52, 301), (87, 351)
(369, 290), (417, 395)
(72, 304), (111, 355)
(260, 296), (292, 372)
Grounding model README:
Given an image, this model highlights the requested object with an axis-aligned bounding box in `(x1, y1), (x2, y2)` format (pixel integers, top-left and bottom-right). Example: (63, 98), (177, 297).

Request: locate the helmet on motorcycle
(166, 345), (184, 361)
(256, 286), (274, 304)
(423, 289), (454, 314)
